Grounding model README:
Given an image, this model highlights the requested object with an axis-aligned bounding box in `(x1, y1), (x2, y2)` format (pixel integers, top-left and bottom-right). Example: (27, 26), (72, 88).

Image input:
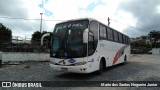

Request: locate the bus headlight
(74, 61), (87, 65)
(50, 61), (56, 64)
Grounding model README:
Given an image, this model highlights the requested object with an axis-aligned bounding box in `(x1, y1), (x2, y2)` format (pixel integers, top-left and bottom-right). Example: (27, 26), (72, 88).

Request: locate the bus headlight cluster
(50, 61), (56, 64)
(75, 61), (87, 65)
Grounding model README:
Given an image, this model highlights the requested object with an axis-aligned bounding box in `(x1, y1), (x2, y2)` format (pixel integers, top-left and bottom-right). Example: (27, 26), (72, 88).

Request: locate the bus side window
(99, 24), (104, 39)
(125, 36), (127, 44)
(106, 27), (108, 39)
(103, 26), (106, 39)
(108, 28), (113, 40)
(88, 32), (94, 55)
(113, 31), (118, 42)
(118, 33), (122, 43)
(89, 21), (98, 49)
(99, 24), (106, 39)
(90, 21), (98, 41)
(124, 36), (126, 44)
(122, 35), (124, 44)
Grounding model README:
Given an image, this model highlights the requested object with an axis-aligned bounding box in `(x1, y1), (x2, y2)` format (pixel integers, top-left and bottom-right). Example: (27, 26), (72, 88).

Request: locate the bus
(47, 18), (130, 74)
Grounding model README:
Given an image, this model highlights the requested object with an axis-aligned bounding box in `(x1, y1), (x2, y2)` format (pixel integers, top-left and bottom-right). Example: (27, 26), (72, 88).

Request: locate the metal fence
(0, 39), (50, 53)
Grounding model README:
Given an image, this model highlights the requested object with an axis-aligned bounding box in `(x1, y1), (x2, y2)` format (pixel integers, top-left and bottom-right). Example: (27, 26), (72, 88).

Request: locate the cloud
(82, 0), (134, 33)
(120, 0), (160, 37)
(1, 0), (159, 39)
(0, 0), (44, 38)
(40, 0), (106, 33)
(0, 0), (133, 38)
(0, 0), (28, 18)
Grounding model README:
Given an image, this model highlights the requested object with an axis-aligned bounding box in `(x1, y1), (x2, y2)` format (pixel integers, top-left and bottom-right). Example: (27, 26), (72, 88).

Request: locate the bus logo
(68, 58), (76, 63)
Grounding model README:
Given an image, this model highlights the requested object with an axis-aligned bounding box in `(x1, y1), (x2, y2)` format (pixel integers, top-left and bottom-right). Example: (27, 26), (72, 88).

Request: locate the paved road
(0, 54), (160, 90)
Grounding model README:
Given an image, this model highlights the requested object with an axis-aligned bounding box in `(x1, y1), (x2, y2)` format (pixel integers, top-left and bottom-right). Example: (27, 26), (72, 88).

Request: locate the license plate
(61, 68), (68, 72)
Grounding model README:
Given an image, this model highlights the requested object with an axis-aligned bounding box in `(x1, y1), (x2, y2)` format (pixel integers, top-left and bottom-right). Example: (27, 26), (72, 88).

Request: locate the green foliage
(131, 40), (148, 48)
(31, 31), (51, 46)
(31, 31), (42, 41)
(148, 30), (160, 48)
(31, 31), (51, 41)
(0, 23), (12, 44)
(131, 30), (160, 48)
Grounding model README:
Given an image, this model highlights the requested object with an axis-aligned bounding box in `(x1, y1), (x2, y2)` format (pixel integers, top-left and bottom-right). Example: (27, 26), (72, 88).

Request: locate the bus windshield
(51, 20), (89, 58)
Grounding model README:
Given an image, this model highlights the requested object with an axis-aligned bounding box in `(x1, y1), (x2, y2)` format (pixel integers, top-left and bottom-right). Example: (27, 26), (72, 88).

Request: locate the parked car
(147, 50), (152, 54)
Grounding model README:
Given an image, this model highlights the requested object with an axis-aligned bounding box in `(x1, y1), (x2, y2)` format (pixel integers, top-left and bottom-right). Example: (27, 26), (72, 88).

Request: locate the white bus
(49, 18), (130, 74)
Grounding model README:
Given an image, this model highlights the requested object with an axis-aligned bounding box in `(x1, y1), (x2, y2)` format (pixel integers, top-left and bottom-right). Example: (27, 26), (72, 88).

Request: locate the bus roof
(55, 18), (92, 24)
(55, 18), (129, 38)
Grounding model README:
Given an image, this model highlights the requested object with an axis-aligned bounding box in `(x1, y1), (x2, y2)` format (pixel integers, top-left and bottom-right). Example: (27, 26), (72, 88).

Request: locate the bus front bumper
(50, 64), (91, 73)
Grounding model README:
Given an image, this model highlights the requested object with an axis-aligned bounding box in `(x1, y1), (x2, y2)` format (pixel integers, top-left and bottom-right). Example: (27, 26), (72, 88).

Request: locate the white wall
(152, 48), (160, 55)
(2, 52), (49, 62)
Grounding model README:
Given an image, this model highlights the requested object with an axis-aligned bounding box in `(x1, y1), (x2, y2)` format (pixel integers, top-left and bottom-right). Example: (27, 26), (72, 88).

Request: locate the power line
(0, 16), (40, 20)
(110, 18), (160, 33)
(109, 18), (147, 32)
(0, 16), (65, 21)
(95, 17), (148, 33)
(1, 16), (159, 32)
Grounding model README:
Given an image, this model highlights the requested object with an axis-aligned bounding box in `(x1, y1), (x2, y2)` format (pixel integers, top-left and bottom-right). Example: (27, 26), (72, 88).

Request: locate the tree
(31, 31), (51, 46)
(0, 23), (12, 45)
(148, 30), (160, 48)
(31, 31), (42, 42)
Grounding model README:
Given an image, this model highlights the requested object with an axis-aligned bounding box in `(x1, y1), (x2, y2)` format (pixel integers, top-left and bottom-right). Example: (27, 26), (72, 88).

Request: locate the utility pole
(40, 13), (43, 33)
(108, 17), (110, 26)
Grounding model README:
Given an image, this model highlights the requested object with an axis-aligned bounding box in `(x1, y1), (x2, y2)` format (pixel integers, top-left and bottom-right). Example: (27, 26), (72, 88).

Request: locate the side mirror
(83, 28), (89, 43)
(41, 33), (50, 46)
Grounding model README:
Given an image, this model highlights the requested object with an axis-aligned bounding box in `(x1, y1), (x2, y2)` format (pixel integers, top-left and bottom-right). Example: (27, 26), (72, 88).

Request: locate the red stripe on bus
(113, 52), (119, 64)
(113, 45), (127, 65)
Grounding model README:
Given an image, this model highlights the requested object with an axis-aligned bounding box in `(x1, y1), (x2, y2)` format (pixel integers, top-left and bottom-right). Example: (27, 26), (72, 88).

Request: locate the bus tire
(124, 55), (127, 64)
(97, 59), (104, 75)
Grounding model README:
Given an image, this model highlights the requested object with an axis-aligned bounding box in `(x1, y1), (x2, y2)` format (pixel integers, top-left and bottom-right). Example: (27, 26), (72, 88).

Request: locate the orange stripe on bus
(113, 52), (119, 64)
(113, 45), (128, 65)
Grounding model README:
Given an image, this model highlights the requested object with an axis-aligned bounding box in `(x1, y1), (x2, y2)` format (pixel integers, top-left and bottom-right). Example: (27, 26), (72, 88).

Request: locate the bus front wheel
(97, 60), (104, 75)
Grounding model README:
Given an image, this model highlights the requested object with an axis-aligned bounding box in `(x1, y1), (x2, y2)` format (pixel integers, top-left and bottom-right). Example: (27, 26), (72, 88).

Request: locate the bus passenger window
(108, 28), (113, 40)
(118, 33), (122, 43)
(113, 31), (118, 42)
(88, 32), (94, 55)
(103, 26), (106, 39)
(122, 35), (124, 44)
(100, 24), (106, 39)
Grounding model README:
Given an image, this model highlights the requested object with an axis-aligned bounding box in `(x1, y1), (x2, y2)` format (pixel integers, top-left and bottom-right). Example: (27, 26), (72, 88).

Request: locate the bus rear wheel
(124, 55), (127, 64)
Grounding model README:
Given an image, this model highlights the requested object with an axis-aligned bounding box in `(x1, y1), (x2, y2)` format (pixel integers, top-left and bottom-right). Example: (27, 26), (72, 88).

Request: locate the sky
(0, 0), (160, 39)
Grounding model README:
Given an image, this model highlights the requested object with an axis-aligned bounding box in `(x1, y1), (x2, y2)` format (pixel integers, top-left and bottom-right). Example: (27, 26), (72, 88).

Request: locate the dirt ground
(0, 54), (160, 90)
(71, 54), (160, 90)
